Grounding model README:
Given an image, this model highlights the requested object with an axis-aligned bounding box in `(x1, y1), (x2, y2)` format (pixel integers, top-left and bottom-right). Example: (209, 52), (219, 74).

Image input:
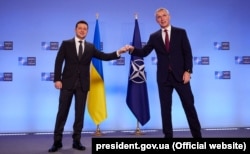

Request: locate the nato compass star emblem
(129, 59), (146, 84)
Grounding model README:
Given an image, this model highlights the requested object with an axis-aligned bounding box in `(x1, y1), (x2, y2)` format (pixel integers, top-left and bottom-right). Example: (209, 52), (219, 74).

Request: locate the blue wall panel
(0, 0), (249, 133)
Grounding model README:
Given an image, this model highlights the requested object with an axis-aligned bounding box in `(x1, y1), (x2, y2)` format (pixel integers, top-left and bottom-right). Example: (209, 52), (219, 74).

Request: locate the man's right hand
(54, 81), (62, 89)
(125, 45), (134, 53)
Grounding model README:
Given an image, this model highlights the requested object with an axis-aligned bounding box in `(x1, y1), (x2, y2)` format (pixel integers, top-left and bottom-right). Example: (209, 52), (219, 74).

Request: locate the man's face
(75, 23), (88, 39)
(156, 10), (170, 28)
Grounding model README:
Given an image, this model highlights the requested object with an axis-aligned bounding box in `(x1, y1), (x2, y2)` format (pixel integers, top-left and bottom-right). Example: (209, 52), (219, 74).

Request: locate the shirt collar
(162, 25), (171, 32)
(75, 36), (84, 43)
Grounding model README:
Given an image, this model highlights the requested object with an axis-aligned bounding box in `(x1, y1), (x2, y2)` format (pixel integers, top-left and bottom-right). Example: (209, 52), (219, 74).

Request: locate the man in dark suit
(48, 20), (128, 152)
(127, 8), (202, 138)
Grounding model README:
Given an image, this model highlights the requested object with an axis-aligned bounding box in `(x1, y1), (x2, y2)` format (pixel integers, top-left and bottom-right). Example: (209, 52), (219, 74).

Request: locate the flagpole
(94, 124), (103, 136)
(92, 12), (103, 137)
(135, 120), (143, 135)
(127, 12), (149, 136)
(96, 12), (99, 19)
(133, 13), (143, 136)
(134, 12), (138, 20)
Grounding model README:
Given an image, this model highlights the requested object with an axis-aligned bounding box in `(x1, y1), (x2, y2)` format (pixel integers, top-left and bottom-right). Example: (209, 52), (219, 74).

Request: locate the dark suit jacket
(54, 38), (120, 91)
(131, 26), (193, 83)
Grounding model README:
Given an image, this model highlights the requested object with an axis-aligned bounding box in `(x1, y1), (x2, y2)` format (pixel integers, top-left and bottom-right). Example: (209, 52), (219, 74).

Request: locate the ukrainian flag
(87, 18), (107, 125)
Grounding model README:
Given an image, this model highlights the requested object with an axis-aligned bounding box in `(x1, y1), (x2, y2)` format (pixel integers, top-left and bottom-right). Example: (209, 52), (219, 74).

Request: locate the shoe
(164, 133), (173, 138)
(48, 142), (62, 152)
(164, 135), (173, 139)
(72, 141), (86, 151)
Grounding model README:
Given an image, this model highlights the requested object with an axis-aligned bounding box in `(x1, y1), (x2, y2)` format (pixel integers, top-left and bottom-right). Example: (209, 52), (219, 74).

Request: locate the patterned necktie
(78, 41), (83, 60)
(164, 29), (169, 51)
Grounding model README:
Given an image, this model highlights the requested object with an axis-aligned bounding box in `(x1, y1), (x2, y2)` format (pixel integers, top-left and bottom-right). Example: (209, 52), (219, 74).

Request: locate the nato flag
(126, 18), (150, 126)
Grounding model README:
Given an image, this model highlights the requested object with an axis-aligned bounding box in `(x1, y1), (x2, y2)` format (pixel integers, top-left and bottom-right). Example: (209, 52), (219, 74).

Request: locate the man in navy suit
(127, 8), (202, 138)
(48, 20), (128, 152)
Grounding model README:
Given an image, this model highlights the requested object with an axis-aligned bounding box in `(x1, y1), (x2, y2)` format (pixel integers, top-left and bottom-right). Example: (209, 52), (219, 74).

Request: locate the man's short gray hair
(155, 8), (170, 16)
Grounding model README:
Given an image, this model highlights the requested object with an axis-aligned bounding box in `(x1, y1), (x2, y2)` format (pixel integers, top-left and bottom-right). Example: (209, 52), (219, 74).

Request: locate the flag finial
(96, 13), (99, 19)
(134, 13), (138, 19)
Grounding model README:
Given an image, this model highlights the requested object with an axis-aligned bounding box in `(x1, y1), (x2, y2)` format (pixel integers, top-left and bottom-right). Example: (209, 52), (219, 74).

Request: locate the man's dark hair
(75, 20), (88, 29)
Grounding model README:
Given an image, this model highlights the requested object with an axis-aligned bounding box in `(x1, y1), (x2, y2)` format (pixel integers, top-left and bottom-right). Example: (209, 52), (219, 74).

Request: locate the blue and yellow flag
(126, 17), (150, 126)
(87, 18), (107, 125)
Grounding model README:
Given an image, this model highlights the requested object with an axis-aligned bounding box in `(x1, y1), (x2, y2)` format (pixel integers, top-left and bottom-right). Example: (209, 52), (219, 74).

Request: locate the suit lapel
(82, 41), (89, 57)
(69, 38), (80, 60)
(156, 30), (165, 48)
(155, 30), (166, 52)
(169, 27), (176, 49)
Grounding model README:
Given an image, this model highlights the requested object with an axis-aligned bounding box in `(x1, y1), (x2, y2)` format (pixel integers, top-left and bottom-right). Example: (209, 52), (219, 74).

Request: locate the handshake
(117, 45), (134, 55)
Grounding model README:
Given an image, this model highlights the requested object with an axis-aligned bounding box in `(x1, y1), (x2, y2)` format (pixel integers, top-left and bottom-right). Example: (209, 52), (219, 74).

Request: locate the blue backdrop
(0, 0), (249, 133)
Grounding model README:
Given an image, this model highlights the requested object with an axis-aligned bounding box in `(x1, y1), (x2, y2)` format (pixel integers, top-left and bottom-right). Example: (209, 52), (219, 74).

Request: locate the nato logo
(0, 72), (13, 81)
(128, 58), (147, 84)
(194, 57), (209, 65)
(151, 57), (157, 65)
(18, 57), (36, 66)
(215, 71), (231, 79)
(235, 56), (250, 64)
(41, 72), (54, 81)
(110, 57), (125, 65)
(41, 42), (59, 50)
(214, 42), (230, 50)
(0, 41), (13, 50)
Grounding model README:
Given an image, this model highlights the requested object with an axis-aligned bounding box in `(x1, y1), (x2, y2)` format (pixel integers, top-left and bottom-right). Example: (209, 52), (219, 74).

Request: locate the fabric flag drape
(126, 18), (150, 126)
(87, 19), (107, 125)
